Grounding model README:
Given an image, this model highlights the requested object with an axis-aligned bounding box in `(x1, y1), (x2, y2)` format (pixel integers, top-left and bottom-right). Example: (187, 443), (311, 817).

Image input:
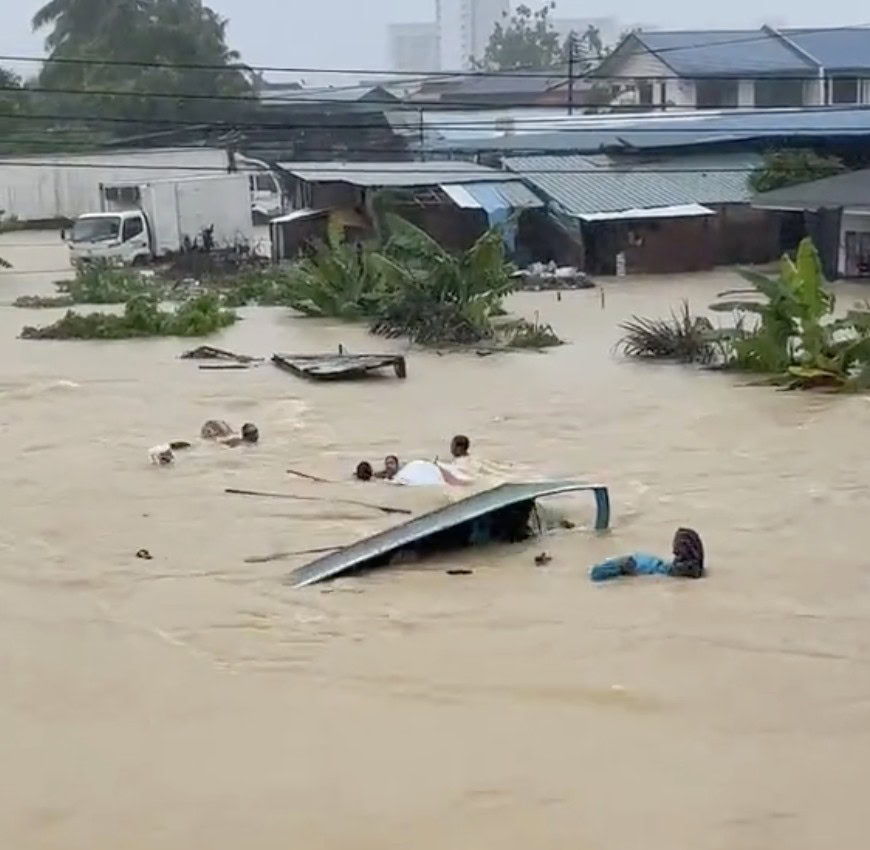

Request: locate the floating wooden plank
(181, 345), (262, 363)
(288, 481), (610, 588)
(272, 352), (407, 381)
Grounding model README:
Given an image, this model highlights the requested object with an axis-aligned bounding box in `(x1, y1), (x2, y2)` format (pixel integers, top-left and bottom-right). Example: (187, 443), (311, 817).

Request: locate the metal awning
(441, 181), (544, 212)
(578, 203), (715, 222)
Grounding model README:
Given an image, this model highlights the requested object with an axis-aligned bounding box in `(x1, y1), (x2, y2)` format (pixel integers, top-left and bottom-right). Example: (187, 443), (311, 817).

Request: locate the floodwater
(2, 230), (870, 850)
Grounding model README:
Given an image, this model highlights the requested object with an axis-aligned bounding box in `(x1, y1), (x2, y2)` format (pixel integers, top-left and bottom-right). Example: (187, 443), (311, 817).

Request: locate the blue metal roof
(614, 30), (812, 77)
(427, 107), (870, 154)
(502, 152), (761, 217)
(440, 181), (544, 211)
(782, 28), (870, 72)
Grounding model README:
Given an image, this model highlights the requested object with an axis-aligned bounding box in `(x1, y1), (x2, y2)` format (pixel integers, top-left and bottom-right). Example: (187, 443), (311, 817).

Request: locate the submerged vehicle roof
(288, 481), (610, 588)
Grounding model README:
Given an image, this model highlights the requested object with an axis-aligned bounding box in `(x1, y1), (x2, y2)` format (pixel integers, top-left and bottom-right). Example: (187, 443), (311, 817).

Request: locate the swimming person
(375, 455), (401, 480)
(201, 420), (235, 440)
(590, 528), (705, 581)
(450, 434), (471, 459)
(355, 461), (374, 482)
(221, 423), (259, 448)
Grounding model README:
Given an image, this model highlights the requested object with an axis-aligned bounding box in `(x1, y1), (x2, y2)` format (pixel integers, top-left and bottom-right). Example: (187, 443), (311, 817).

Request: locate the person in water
(375, 455), (401, 480)
(201, 420), (234, 440)
(590, 528), (705, 581)
(222, 423), (259, 448)
(450, 434), (470, 459)
(355, 461), (374, 481)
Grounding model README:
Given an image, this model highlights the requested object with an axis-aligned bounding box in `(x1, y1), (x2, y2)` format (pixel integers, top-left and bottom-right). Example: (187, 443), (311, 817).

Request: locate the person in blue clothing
(590, 528), (705, 581)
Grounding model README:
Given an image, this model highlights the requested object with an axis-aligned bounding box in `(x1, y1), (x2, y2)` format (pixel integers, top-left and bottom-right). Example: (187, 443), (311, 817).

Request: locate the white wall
(437, 0), (509, 70)
(0, 148), (231, 222)
(838, 210), (870, 277)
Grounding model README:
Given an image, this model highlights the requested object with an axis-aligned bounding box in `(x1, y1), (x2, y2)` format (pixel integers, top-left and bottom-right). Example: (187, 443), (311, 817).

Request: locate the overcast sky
(3, 0), (869, 80)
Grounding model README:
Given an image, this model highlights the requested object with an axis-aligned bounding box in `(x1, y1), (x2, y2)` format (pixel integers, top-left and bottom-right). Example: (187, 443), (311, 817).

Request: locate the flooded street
(2, 229), (870, 849)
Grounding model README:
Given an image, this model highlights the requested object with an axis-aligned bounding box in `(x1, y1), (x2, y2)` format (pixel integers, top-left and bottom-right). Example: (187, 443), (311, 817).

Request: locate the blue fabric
(590, 552), (671, 582)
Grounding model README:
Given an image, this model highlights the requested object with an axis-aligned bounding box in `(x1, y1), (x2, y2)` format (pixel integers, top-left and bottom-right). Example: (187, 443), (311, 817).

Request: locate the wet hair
(384, 454), (400, 470)
(670, 528), (705, 579)
(355, 461), (373, 481)
(450, 434), (470, 457)
(241, 423), (259, 443)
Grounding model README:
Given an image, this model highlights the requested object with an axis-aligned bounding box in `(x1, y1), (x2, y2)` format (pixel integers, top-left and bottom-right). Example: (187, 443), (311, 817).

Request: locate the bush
(59, 261), (159, 303)
(502, 317), (564, 349)
(370, 215), (515, 345)
(20, 293), (237, 340)
(617, 301), (715, 363)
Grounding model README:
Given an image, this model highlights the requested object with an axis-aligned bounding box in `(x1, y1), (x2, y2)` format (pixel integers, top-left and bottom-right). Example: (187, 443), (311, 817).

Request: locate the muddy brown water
(2, 230), (870, 849)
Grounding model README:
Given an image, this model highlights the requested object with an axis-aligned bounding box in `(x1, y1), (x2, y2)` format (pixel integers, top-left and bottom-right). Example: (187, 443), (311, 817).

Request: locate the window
(696, 79), (739, 109)
(254, 173), (275, 192)
(755, 78), (805, 107)
(122, 216), (144, 242)
(104, 185), (141, 205)
(832, 77), (859, 104)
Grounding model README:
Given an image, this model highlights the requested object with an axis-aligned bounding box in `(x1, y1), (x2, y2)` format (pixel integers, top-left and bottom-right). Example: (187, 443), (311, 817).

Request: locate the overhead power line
(4, 101), (870, 133)
(1, 23), (868, 79)
(6, 83), (870, 113)
(0, 159), (767, 175)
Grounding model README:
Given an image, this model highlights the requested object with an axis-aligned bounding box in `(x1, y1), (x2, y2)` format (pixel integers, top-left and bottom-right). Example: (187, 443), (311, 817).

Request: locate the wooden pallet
(272, 352), (407, 381)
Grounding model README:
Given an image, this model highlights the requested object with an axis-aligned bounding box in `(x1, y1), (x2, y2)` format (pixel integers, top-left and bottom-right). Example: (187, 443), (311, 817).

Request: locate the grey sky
(3, 0), (869, 79)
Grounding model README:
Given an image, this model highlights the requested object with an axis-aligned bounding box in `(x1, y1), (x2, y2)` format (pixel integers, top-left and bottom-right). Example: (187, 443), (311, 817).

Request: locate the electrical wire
(0, 159), (772, 174)
(1, 23), (868, 79)
(4, 99), (870, 132)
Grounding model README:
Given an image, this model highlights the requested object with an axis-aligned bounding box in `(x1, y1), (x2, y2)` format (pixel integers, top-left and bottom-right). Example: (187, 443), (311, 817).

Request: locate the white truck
(68, 173), (255, 265)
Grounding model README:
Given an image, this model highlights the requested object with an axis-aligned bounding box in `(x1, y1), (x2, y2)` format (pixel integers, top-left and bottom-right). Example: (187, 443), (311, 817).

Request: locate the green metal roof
(502, 152), (761, 218)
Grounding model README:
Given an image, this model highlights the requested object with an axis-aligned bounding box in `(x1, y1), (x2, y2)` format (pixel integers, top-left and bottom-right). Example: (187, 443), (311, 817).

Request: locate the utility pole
(567, 32), (577, 116)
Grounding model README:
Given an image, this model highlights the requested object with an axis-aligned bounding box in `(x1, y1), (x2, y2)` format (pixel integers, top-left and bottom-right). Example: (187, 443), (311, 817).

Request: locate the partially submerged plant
(617, 300), (715, 363)
(286, 221), (381, 319)
(712, 238), (870, 388)
(20, 293), (237, 340)
(370, 215), (515, 345)
(502, 315), (564, 349)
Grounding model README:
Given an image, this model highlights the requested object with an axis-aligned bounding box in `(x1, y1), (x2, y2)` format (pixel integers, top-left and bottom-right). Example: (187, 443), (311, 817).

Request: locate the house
(592, 26), (870, 110)
(752, 168), (870, 278)
(503, 151), (779, 274)
(270, 160), (544, 260)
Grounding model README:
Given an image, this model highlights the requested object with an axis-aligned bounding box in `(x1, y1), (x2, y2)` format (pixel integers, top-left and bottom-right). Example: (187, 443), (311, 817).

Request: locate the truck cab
(69, 210), (151, 266)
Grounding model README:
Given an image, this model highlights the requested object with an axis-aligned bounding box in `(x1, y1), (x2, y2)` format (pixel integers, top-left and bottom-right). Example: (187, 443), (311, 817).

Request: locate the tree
(476, 3), (563, 71)
(749, 149), (847, 193)
(32, 0), (252, 126)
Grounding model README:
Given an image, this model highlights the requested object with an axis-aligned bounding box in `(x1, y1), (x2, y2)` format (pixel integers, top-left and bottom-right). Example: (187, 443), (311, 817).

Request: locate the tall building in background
(388, 23), (440, 72)
(436, 0), (510, 71)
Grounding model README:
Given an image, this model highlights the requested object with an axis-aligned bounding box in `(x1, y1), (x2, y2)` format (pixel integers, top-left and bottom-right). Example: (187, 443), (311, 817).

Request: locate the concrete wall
(0, 148), (231, 222)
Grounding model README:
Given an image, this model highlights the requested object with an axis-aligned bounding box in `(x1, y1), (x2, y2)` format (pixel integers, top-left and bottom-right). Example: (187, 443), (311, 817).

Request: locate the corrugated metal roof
(579, 203), (714, 222)
(503, 152), (760, 217)
(628, 30), (812, 76)
(276, 160), (512, 187)
(441, 181), (544, 210)
(431, 106), (870, 154)
(752, 167), (870, 211)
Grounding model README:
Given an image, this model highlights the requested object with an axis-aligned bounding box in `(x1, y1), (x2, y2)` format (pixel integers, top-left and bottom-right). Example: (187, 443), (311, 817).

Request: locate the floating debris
(534, 552), (553, 567)
(272, 351), (407, 381)
(180, 345), (262, 364)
